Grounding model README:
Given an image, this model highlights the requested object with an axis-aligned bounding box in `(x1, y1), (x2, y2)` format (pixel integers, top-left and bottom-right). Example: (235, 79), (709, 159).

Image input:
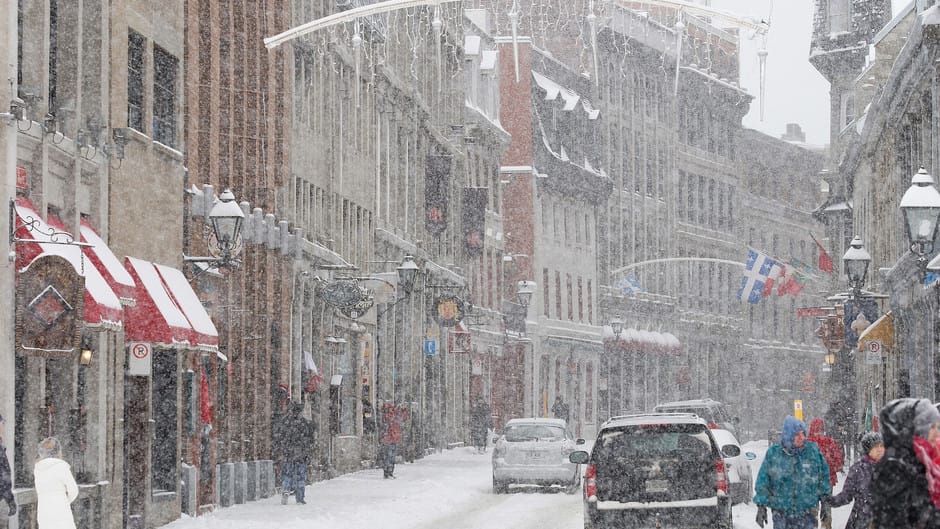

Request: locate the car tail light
(585, 464), (597, 500)
(715, 459), (728, 493)
(707, 422), (719, 429)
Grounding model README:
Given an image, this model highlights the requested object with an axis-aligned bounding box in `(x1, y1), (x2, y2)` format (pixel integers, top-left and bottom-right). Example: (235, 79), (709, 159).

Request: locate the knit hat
(913, 398), (940, 438)
(860, 431), (883, 455)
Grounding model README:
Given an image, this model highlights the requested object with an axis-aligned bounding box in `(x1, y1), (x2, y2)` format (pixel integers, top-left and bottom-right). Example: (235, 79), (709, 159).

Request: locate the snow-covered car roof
(504, 417), (567, 428)
(602, 412), (709, 428)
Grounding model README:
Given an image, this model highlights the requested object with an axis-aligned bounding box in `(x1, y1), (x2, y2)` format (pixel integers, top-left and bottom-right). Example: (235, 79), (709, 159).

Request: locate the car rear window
(594, 423), (714, 458)
(504, 424), (565, 442)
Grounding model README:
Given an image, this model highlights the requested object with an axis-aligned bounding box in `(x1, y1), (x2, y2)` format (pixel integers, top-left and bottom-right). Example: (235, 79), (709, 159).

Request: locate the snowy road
(161, 440), (853, 529)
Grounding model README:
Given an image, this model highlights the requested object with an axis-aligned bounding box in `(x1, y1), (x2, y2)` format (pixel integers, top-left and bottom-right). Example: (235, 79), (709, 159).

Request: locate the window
(840, 92), (856, 130)
(577, 277), (583, 322)
(829, 0), (851, 33)
(128, 30), (145, 131)
(153, 45), (178, 146)
(543, 268), (551, 318)
(566, 274), (573, 321)
(555, 271), (562, 319)
(585, 363), (593, 422)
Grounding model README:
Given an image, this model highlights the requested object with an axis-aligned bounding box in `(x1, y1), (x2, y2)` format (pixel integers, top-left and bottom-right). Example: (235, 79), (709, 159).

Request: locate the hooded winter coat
(33, 457), (78, 529)
(754, 416), (831, 515)
(809, 418), (844, 487)
(871, 398), (940, 529)
(830, 455), (876, 529)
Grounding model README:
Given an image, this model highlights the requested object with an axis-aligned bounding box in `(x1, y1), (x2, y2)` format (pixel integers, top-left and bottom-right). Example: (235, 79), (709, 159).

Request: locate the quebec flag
(738, 248), (779, 304)
(617, 275), (644, 296)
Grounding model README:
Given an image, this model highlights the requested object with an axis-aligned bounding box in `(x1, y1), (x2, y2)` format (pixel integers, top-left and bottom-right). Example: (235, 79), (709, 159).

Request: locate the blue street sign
(424, 339), (437, 356)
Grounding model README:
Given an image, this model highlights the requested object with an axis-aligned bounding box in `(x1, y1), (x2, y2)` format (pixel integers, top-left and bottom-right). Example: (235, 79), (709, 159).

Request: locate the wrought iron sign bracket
(9, 198), (92, 248)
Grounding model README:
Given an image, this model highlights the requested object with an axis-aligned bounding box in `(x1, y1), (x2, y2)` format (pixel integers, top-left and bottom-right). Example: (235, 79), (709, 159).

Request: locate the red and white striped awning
(123, 256), (218, 352)
(14, 197), (123, 329)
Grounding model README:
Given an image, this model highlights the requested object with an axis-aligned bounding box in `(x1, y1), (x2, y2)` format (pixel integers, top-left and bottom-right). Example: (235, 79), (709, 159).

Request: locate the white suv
(653, 398), (739, 437)
(569, 413), (733, 529)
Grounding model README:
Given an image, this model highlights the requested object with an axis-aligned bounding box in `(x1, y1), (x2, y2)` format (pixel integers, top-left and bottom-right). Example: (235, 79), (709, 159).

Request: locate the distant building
(782, 123), (807, 143)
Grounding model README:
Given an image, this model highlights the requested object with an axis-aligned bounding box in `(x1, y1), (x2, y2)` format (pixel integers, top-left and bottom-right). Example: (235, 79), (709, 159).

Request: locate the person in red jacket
(809, 418), (844, 487)
(381, 402), (409, 479)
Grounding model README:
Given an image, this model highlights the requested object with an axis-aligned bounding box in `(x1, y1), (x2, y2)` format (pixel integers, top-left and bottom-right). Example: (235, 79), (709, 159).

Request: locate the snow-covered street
(160, 439), (856, 529)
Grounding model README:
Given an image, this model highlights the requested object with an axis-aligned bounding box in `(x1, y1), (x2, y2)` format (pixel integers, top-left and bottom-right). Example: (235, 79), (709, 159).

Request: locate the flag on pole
(617, 275), (644, 296)
(864, 390), (879, 432)
(738, 248), (779, 304)
(762, 260), (785, 297)
(304, 350), (325, 393)
(810, 233), (834, 273)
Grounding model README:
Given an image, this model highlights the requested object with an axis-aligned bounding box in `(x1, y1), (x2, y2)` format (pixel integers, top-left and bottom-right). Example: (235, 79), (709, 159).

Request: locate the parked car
(569, 413), (733, 529)
(653, 398), (739, 437)
(491, 418), (584, 494)
(710, 428), (756, 505)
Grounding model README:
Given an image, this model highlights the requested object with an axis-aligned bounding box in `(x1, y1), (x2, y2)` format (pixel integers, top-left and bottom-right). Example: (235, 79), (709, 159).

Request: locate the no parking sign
(128, 342), (152, 376)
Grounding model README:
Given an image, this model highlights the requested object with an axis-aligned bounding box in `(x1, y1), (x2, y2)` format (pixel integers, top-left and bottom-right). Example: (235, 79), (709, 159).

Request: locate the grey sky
(708, 0), (910, 147)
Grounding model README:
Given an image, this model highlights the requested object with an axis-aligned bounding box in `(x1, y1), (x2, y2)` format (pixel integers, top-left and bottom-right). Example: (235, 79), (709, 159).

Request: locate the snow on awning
(80, 218), (136, 305)
(480, 50), (498, 71)
(154, 263), (219, 351)
(824, 201), (852, 212)
(124, 256), (197, 350)
(464, 35), (481, 56)
(14, 197), (123, 329)
(532, 70), (562, 100)
(581, 99), (600, 120)
(858, 311), (894, 351)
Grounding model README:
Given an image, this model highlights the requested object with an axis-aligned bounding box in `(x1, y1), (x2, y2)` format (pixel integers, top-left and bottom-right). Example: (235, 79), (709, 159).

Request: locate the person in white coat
(33, 437), (77, 529)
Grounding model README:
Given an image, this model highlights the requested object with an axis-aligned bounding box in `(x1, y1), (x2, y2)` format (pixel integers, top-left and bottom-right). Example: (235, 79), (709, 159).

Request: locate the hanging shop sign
(319, 280), (374, 319)
(15, 255), (83, 357)
(434, 293), (466, 327)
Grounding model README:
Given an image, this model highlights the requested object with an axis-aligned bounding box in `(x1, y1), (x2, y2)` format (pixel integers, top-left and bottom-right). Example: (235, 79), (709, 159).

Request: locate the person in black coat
(279, 402), (313, 505)
(0, 414), (15, 516)
(469, 398), (492, 454)
(828, 431), (883, 529)
(871, 398), (940, 529)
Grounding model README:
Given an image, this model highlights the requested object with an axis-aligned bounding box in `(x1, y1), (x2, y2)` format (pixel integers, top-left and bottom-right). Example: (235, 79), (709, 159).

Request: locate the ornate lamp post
(185, 188), (246, 270)
(843, 236), (871, 299)
(515, 280), (535, 308)
(900, 166), (940, 275)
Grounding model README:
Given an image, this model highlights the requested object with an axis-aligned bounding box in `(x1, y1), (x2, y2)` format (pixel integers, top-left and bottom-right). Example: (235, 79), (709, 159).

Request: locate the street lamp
(185, 188), (246, 271)
(900, 166), (940, 273)
(515, 280), (536, 307)
(396, 255), (421, 295)
(842, 236), (871, 298)
(610, 316), (624, 336)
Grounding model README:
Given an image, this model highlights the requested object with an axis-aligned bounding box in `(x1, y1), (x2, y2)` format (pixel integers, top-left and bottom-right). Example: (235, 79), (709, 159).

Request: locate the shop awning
(124, 256), (204, 350)
(154, 263), (218, 350)
(14, 197), (123, 329)
(858, 311), (894, 351)
(79, 219), (137, 304)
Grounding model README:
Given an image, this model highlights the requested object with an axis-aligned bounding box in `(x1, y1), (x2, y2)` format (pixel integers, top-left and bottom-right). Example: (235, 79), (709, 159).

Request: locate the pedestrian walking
(871, 398), (940, 529)
(826, 431), (883, 529)
(753, 415), (831, 529)
(279, 402), (313, 505)
(551, 396), (569, 423)
(381, 402), (409, 479)
(809, 417), (844, 488)
(470, 397), (493, 454)
(0, 415), (15, 516)
(33, 437), (78, 529)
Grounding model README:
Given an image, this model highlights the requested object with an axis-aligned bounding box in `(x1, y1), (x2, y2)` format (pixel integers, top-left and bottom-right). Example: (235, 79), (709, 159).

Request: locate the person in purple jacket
(828, 431), (884, 529)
